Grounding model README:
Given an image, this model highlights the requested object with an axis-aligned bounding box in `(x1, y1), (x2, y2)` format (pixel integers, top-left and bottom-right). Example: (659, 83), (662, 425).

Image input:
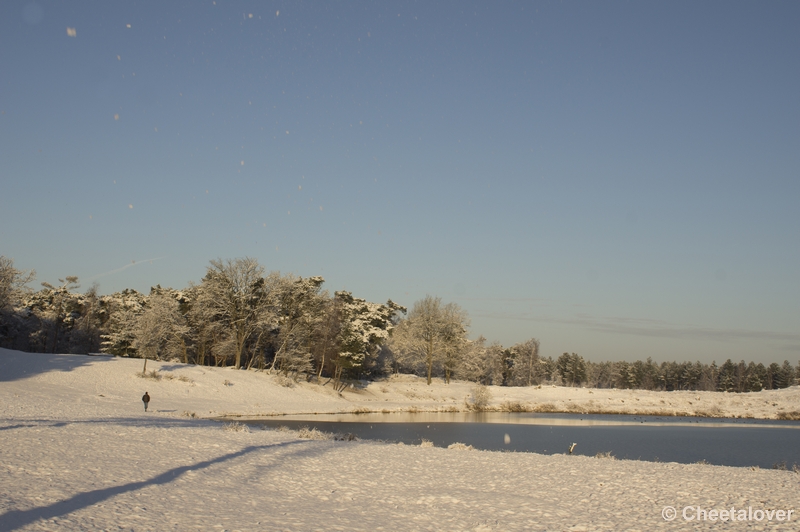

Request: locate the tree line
(553, 353), (797, 392)
(1, 256), (797, 392)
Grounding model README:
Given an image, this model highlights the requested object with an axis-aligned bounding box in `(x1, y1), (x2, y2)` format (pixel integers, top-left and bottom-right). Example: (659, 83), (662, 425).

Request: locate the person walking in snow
(142, 392), (150, 412)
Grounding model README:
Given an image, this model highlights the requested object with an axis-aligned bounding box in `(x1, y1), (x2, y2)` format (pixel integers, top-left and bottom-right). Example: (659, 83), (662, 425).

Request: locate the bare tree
(132, 293), (190, 373)
(508, 338), (541, 386)
(0, 256), (35, 311)
(454, 335), (489, 383)
(0, 256), (36, 349)
(440, 303), (469, 384)
(389, 295), (469, 385)
(193, 258), (276, 369)
(484, 342), (507, 385)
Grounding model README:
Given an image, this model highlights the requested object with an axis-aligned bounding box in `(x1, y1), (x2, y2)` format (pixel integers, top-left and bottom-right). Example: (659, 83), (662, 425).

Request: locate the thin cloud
(471, 311), (800, 345)
(88, 257), (165, 281)
(776, 344), (800, 353)
(453, 296), (556, 304)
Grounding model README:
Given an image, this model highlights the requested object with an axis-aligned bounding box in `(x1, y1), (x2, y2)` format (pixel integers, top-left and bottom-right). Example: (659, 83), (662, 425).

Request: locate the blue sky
(2, 1), (798, 364)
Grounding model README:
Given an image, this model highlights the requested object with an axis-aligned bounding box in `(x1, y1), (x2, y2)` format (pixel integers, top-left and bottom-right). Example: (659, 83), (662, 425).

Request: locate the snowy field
(1, 349), (798, 531)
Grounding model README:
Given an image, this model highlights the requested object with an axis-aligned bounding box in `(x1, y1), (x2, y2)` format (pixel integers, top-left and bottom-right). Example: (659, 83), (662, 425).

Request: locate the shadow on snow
(0, 439), (324, 531)
(0, 349), (115, 382)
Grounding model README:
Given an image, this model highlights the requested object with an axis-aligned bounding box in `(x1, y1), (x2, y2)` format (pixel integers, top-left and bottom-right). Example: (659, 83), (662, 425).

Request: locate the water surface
(237, 412), (800, 469)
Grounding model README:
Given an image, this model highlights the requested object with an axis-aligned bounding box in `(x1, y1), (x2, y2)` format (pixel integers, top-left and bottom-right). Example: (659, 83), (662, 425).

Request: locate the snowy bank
(1, 349), (798, 531)
(3, 350), (797, 421)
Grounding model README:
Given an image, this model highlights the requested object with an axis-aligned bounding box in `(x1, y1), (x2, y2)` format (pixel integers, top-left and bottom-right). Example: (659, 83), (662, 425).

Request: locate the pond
(235, 412), (800, 469)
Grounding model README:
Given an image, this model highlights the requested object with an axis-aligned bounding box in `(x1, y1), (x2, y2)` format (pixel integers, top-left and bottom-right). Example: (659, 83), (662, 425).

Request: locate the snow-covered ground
(1, 349), (798, 531)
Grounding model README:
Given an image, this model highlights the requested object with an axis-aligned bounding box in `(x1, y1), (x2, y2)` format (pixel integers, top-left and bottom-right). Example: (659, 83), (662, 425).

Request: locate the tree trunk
(196, 342), (205, 366)
(426, 338), (434, 385)
(317, 349), (326, 381)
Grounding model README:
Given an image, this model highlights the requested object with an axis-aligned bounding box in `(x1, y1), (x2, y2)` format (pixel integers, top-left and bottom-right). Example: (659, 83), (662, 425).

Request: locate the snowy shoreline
(3, 350), (799, 422)
(2, 349), (799, 531)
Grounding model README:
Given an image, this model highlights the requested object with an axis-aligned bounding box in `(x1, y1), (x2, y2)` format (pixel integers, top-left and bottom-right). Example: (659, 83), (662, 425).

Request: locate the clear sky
(2, 1), (798, 365)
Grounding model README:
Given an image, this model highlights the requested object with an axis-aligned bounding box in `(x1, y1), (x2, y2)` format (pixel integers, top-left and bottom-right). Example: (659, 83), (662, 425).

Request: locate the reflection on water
(235, 412), (800, 469)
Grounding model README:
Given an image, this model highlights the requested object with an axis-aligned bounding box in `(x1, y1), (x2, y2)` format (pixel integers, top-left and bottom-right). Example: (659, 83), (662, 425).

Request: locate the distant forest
(1, 256), (797, 392)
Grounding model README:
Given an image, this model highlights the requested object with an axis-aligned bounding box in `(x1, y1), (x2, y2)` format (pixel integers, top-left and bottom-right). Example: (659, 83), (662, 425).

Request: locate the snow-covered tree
(0, 256), (35, 311)
(452, 335), (489, 383)
(0, 256), (36, 349)
(389, 295), (469, 385)
(557, 352), (586, 387)
(309, 298), (341, 379)
(67, 283), (106, 354)
(331, 291), (405, 388)
(100, 289), (147, 357)
(483, 342), (508, 385)
(507, 338), (541, 386)
(270, 275), (326, 377)
(24, 276), (83, 353)
(132, 293), (190, 373)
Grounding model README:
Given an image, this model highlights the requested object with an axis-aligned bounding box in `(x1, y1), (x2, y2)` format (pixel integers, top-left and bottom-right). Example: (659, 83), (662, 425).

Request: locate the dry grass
(137, 370), (162, 380)
(527, 401), (720, 419)
(695, 405), (724, 417)
(297, 427), (332, 440)
(160, 373), (194, 384)
(498, 401), (533, 412)
(274, 375), (295, 388)
(296, 426), (355, 441)
(223, 422), (249, 433)
(419, 439), (434, 448)
(466, 385), (492, 411)
(350, 406), (372, 414)
(182, 411), (198, 418)
(595, 451), (616, 460)
(776, 411), (800, 421)
(447, 442), (474, 451)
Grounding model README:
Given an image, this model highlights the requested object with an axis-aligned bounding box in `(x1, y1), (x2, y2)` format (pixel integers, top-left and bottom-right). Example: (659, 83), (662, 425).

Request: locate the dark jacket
(142, 393), (150, 403)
